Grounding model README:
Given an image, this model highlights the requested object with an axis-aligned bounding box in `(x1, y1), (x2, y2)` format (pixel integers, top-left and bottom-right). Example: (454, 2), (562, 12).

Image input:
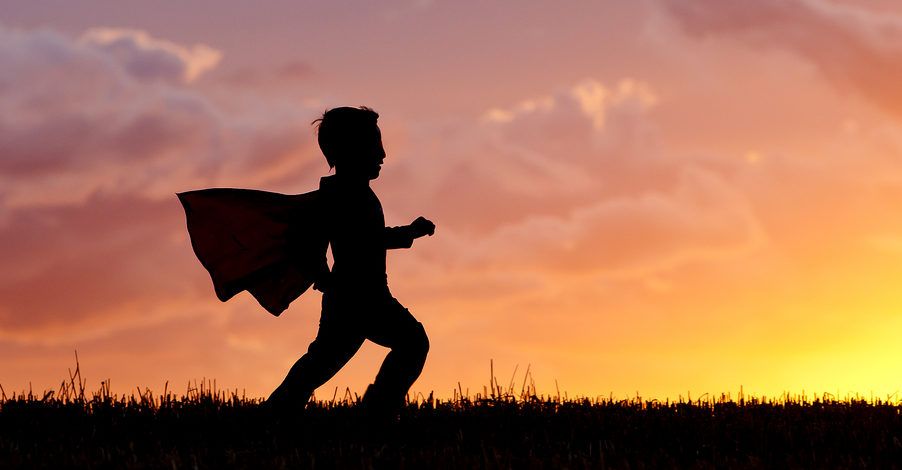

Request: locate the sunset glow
(3, 0), (902, 401)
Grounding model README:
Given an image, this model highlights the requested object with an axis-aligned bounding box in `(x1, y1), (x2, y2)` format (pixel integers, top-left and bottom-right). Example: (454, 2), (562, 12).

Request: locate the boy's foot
(260, 396), (307, 429)
(360, 384), (404, 426)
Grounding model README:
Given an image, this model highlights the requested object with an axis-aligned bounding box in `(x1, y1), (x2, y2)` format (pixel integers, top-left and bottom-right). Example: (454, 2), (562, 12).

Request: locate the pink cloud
(659, 0), (902, 119)
(0, 25), (322, 208)
(80, 28), (221, 83)
(472, 168), (764, 276)
(0, 26), (323, 345)
(383, 78), (764, 283)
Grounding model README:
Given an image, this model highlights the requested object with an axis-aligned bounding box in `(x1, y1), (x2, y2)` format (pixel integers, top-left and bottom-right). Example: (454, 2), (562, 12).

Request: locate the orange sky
(3, 0), (902, 401)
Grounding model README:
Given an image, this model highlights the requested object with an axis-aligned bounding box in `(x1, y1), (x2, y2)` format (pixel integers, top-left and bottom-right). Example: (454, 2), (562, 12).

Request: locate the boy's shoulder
(318, 175), (382, 213)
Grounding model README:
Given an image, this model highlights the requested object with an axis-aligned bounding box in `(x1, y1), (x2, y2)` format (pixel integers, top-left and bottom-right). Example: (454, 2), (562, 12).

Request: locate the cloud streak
(659, 0), (902, 119)
(0, 25), (321, 208)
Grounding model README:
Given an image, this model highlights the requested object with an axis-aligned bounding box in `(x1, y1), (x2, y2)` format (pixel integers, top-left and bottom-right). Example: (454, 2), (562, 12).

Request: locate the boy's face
(339, 124), (385, 180)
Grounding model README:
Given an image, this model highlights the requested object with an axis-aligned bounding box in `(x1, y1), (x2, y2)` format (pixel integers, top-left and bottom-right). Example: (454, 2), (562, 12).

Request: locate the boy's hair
(313, 106), (380, 168)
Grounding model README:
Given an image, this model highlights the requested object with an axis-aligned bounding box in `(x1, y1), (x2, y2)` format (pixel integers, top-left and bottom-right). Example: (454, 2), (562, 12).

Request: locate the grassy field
(2, 365), (901, 469)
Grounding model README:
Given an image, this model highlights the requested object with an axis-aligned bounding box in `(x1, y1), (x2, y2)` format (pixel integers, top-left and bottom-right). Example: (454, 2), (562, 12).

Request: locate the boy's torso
(319, 175), (389, 290)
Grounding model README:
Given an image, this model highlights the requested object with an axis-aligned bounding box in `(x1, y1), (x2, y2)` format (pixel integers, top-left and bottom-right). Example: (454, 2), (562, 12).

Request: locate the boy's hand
(410, 216), (435, 238)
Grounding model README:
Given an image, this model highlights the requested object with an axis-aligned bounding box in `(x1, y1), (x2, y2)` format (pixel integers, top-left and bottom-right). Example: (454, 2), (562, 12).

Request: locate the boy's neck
(330, 172), (372, 186)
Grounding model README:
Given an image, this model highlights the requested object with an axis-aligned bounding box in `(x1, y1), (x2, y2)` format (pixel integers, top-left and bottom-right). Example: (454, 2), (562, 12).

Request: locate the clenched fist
(410, 216), (435, 238)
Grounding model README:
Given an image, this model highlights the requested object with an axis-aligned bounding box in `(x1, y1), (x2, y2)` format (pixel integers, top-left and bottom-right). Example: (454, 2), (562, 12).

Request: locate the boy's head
(314, 106), (385, 180)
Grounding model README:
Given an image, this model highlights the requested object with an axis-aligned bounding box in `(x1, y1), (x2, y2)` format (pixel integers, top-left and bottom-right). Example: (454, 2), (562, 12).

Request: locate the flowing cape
(177, 188), (328, 316)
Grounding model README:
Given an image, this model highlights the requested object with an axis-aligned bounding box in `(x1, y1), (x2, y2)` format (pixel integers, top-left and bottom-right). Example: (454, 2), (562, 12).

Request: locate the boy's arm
(384, 216), (435, 249)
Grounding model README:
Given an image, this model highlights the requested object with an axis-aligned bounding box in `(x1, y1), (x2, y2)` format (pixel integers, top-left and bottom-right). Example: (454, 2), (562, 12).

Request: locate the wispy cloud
(659, 0), (902, 119)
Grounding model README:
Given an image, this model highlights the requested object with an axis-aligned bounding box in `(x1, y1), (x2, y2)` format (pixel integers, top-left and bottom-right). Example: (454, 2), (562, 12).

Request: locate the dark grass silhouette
(3, 359), (901, 469)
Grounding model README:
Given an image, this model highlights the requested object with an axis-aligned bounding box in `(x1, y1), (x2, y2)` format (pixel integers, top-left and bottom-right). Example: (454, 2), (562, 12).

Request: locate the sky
(3, 0), (902, 401)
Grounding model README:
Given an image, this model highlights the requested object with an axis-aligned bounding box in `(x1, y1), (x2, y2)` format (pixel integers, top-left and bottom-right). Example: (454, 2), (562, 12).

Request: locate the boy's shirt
(319, 175), (414, 293)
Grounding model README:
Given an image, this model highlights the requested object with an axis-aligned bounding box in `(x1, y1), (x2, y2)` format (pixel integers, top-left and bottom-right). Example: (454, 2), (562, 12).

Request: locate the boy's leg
(268, 321), (364, 409)
(361, 297), (429, 412)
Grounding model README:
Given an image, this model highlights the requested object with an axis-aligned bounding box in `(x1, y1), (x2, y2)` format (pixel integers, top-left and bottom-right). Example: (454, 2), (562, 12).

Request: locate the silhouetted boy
(266, 106), (434, 417)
